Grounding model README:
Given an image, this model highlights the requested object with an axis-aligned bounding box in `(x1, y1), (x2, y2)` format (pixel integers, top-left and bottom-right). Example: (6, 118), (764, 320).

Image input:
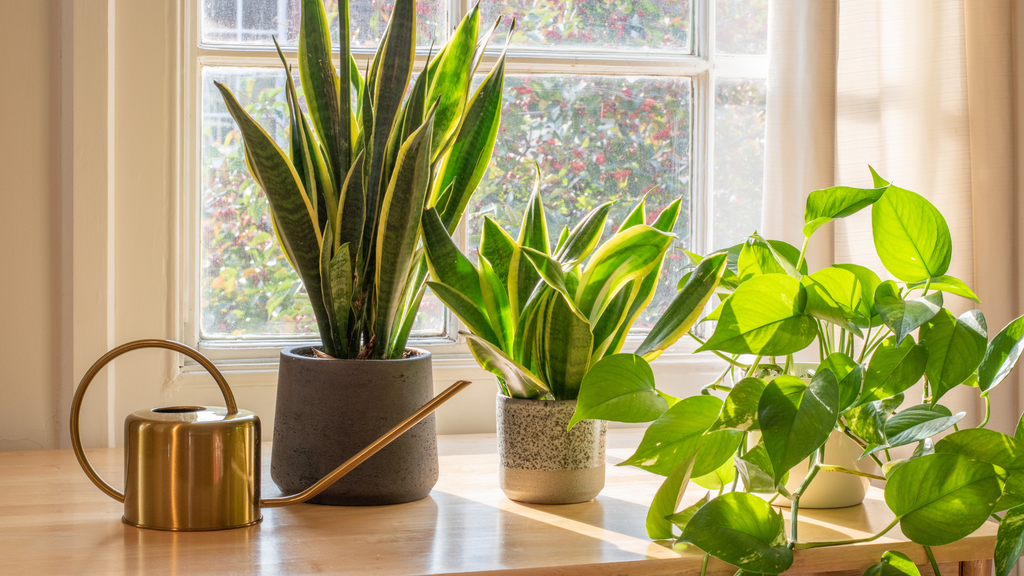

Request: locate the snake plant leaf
(569, 353), (668, 430)
(589, 279), (640, 362)
(317, 219), (340, 356)
(820, 353), (862, 412)
(907, 275), (981, 303)
(843, 393), (904, 448)
(635, 254), (727, 361)
(620, 190), (651, 230)
(759, 371), (839, 484)
(736, 442), (787, 493)
(995, 505), (1024, 576)
(215, 81), (334, 351)
(516, 164), (550, 253)
(885, 453), (1002, 546)
(709, 377), (767, 432)
(919, 309), (988, 404)
(480, 217), (517, 289)
(465, 333), (549, 399)
(337, 151), (365, 266)
(540, 293), (593, 400)
(576, 225), (674, 323)
(422, 207), (484, 309)
(935, 428), (1024, 512)
(858, 336), (928, 405)
(554, 201), (614, 268)
(554, 225), (570, 253)
(365, 0), (416, 240)
(872, 185), (953, 282)
(800, 267), (867, 336)
(515, 288), (552, 370)
(428, 281), (499, 347)
(668, 492), (710, 533)
(979, 314), (1024, 393)
(373, 112), (435, 356)
(698, 274), (817, 356)
(862, 551), (921, 576)
(874, 281), (944, 346)
(679, 492), (792, 575)
(388, 255), (428, 356)
(521, 247), (580, 312)
(621, 395), (741, 476)
(298, 0), (347, 188)
(423, 4), (478, 156)
(802, 185), (888, 238)
(833, 263), (882, 316)
(505, 176), (547, 320)
(479, 256), (513, 352)
(276, 41), (322, 224)
(862, 404), (964, 455)
(433, 35), (507, 233)
(647, 451), (699, 539)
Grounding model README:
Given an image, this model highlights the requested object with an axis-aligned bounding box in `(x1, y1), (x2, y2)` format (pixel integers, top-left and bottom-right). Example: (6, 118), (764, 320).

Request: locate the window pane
(467, 75), (692, 330)
(713, 78), (766, 249)
(716, 0), (768, 54)
(201, 0), (445, 48)
(200, 66), (444, 339)
(479, 0), (691, 53)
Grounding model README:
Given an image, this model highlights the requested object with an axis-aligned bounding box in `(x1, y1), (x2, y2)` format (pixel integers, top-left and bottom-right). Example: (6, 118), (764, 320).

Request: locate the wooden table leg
(960, 560), (993, 576)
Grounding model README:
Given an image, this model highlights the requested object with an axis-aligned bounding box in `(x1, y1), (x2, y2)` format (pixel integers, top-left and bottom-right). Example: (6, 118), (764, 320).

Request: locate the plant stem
(796, 235), (810, 272)
(785, 354), (794, 375)
(767, 492), (780, 505)
(699, 553), (710, 576)
(858, 324), (875, 362)
(980, 393), (992, 428)
(842, 428), (886, 469)
(921, 277), (932, 297)
(924, 545), (941, 576)
(816, 465), (886, 481)
(884, 449), (892, 462)
(688, 333), (750, 369)
(789, 448), (824, 548)
(792, 517), (900, 550)
(745, 356), (763, 379)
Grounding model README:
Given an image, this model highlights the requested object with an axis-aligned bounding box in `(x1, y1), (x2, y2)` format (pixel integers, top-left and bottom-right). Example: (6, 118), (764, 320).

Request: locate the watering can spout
(70, 339), (471, 531)
(261, 379), (470, 507)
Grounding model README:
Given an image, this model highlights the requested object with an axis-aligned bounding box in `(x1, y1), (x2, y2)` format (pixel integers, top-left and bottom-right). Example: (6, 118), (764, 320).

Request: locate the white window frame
(178, 0), (768, 378)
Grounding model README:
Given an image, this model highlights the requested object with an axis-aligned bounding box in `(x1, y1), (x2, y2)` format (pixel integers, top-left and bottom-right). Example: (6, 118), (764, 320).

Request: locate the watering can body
(122, 406), (262, 530)
(71, 339), (470, 532)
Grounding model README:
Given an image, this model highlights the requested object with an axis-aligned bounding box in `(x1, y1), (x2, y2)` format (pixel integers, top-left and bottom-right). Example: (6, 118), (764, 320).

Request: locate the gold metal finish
(260, 379), (472, 507)
(70, 338), (472, 531)
(70, 339), (239, 504)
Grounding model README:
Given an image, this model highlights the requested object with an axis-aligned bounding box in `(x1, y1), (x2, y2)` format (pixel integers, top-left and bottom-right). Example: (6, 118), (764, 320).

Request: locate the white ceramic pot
(769, 363), (875, 509)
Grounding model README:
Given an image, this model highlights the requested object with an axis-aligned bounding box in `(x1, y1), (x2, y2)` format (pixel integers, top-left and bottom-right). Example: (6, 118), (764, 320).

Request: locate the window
(188, 0), (768, 358)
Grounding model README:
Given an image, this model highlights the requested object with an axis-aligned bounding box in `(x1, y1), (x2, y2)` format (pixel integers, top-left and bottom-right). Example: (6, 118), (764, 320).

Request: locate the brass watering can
(70, 339), (470, 531)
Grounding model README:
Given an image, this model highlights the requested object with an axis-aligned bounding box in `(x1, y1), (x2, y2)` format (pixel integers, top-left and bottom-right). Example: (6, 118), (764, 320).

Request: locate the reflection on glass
(716, 0), (768, 54)
(466, 75), (692, 330)
(201, 0), (445, 48)
(479, 0), (691, 52)
(200, 67), (444, 339)
(713, 78), (766, 249)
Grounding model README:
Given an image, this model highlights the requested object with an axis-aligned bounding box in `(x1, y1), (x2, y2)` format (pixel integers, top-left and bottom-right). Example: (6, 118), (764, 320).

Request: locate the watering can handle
(70, 339), (238, 503)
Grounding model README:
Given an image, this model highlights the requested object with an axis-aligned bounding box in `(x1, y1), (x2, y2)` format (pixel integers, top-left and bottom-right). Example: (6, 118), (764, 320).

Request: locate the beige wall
(0, 0), (62, 451)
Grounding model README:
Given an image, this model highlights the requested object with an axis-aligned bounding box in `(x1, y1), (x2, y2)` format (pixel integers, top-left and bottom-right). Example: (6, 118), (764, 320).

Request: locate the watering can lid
(129, 405), (259, 424)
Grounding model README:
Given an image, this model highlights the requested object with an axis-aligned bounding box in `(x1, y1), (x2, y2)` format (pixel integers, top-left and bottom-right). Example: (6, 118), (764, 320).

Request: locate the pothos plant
(422, 168), (695, 400)
(571, 166), (1024, 576)
(216, 0), (511, 359)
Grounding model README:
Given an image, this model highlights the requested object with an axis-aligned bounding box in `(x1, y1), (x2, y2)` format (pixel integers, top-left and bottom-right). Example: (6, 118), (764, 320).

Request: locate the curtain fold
(763, 0), (1021, 433)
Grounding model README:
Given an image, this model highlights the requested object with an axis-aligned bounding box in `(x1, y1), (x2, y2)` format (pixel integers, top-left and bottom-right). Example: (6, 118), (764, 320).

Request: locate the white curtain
(762, 0), (1023, 433)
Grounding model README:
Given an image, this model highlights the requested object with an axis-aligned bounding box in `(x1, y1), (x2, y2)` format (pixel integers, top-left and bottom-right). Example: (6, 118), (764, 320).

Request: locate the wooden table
(0, 430), (996, 575)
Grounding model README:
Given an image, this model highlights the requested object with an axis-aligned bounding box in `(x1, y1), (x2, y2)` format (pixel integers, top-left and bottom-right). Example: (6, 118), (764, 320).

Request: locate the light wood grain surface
(0, 430), (997, 575)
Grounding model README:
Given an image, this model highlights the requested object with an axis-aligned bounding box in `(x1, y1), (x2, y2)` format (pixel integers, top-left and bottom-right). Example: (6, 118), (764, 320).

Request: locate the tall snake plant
(422, 170), (695, 400)
(215, 0), (510, 359)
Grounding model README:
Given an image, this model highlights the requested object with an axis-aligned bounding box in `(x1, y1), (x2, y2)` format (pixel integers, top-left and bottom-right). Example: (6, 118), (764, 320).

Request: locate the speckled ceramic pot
(496, 394), (607, 504)
(271, 346), (438, 506)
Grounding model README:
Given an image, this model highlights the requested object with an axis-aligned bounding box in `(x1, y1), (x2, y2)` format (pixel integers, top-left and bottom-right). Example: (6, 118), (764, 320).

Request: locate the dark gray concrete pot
(496, 394), (606, 504)
(270, 346), (438, 505)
